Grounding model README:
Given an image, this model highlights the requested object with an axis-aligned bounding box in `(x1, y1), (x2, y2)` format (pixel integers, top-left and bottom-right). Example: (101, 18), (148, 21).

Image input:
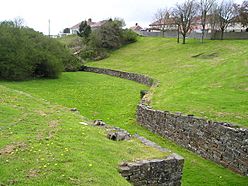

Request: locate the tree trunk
(221, 28), (224, 40)
(201, 25), (205, 43)
(177, 25), (180, 43)
(161, 26), (165, 37)
(182, 34), (186, 44)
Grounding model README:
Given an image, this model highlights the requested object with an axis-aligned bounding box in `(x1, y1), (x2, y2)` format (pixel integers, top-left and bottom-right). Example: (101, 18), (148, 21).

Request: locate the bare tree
(13, 17), (24, 28)
(199, 0), (216, 42)
(174, 0), (197, 44)
(217, 0), (235, 40)
(235, 0), (248, 28)
(154, 8), (171, 37)
(209, 3), (220, 32)
(171, 10), (181, 43)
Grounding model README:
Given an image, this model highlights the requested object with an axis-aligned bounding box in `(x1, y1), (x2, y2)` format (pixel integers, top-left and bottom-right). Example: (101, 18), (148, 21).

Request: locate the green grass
(1, 72), (247, 185)
(0, 84), (167, 186)
(88, 37), (248, 127)
(1, 72), (146, 126)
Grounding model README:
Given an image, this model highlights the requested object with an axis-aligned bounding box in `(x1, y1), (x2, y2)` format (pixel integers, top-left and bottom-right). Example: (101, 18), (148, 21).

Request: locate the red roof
(130, 23), (143, 31)
(149, 18), (176, 26)
(70, 19), (107, 29)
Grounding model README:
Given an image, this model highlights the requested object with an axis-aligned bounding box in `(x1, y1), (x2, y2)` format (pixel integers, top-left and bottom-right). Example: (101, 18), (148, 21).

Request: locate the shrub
(0, 21), (80, 80)
(79, 18), (137, 61)
(121, 29), (138, 44)
(80, 46), (108, 61)
(97, 19), (123, 49)
(62, 54), (81, 72)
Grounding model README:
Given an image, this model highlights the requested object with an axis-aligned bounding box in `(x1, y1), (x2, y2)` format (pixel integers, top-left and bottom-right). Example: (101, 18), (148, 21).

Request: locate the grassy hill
(88, 37), (248, 127)
(1, 72), (247, 185)
(0, 82), (167, 185)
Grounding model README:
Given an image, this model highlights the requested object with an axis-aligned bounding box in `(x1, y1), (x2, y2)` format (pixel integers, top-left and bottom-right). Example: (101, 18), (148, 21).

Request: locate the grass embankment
(0, 83), (166, 185)
(88, 37), (248, 127)
(57, 34), (81, 48)
(2, 72), (247, 185)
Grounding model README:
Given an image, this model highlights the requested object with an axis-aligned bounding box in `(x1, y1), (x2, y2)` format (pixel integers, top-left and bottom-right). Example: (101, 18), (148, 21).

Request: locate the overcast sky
(0, 0), (244, 35)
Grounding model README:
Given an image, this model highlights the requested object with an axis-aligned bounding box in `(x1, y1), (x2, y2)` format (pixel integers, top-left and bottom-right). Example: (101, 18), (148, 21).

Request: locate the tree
(13, 17), (24, 28)
(171, 10), (181, 43)
(154, 8), (171, 37)
(209, 3), (220, 32)
(0, 21), (80, 80)
(217, 0), (235, 40)
(235, 0), (248, 28)
(77, 21), (91, 42)
(199, 0), (216, 42)
(174, 0), (197, 44)
(80, 18), (136, 61)
(94, 19), (124, 49)
(63, 28), (70, 33)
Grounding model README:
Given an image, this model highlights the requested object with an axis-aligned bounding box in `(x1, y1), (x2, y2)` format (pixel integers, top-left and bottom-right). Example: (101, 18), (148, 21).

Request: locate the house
(148, 15), (244, 33)
(148, 18), (177, 32)
(70, 18), (107, 34)
(130, 23), (143, 33)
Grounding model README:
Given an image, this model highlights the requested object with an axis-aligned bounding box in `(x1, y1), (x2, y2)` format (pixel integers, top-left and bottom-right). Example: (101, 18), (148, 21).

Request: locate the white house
(70, 18), (107, 34)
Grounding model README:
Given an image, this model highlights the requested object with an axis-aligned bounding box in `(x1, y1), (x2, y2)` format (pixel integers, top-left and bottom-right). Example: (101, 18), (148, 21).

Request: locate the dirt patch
(36, 120), (59, 141)
(35, 110), (47, 116)
(27, 169), (40, 178)
(36, 132), (44, 141)
(0, 142), (27, 156)
(192, 53), (204, 58)
(49, 120), (59, 128)
(0, 179), (18, 186)
(69, 177), (81, 185)
(192, 52), (218, 59)
(37, 130), (56, 141)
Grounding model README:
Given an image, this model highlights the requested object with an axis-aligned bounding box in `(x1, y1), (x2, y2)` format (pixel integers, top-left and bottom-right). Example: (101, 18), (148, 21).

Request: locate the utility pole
(48, 19), (51, 37)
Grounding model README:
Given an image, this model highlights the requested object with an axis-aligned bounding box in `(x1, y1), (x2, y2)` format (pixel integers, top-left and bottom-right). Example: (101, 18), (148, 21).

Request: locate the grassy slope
(0, 84), (166, 186)
(89, 37), (248, 127)
(2, 72), (247, 185)
(1, 72), (146, 126)
(57, 34), (81, 49)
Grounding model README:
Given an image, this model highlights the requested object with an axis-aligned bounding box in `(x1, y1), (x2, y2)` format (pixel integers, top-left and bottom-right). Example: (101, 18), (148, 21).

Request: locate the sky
(0, 0), (244, 35)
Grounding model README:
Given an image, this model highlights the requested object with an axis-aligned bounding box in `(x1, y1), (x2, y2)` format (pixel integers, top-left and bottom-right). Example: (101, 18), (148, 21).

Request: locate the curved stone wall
(137, 104), (248, 176)
(82, 66), (154, 86)
(82, 66), (248, 176)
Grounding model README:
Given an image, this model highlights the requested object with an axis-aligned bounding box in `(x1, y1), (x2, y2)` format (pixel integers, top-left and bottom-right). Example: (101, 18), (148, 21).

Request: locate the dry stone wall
(137, 104), (248, 176)
(82, 66), (154, 86)
(119, 154), (184, 186)
(82, 66), (248, 176)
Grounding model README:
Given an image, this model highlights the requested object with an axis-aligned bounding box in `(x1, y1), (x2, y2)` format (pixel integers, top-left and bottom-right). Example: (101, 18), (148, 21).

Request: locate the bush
(0, 21), (81, 80)
(80, 46), (108, 61)
(97, 19), (123, 49)
(121, 29), (138, 44)
(62, 54), (81, 72)
(79, 18), (137, 61)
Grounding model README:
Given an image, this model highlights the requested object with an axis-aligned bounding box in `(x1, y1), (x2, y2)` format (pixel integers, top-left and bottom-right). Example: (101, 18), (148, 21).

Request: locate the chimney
(135, 23), (138, 26)
(88, 18), (92, 23)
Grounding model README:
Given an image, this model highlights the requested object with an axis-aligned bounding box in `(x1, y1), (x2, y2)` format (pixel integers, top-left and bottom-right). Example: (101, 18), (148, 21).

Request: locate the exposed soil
(0, 142), (27, 156)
